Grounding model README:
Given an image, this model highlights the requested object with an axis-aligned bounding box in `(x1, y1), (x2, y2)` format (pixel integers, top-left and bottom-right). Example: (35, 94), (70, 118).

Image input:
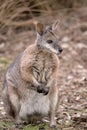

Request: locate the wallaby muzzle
(59, 47), (63, 53)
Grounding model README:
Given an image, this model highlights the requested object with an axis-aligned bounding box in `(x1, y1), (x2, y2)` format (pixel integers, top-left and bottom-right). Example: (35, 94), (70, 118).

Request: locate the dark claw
(42, 88), (49, 95)
(37, 85), (49, 95)
(36, 82), (49, 95)
(37, 86), (43, 93)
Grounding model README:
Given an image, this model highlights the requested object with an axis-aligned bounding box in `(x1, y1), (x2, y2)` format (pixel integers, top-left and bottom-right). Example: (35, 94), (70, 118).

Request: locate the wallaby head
(35, 21), (63, 54)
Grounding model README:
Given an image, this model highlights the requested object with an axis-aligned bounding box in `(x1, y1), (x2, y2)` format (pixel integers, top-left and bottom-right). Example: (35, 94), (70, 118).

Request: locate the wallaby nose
(59, 48), (63, 53)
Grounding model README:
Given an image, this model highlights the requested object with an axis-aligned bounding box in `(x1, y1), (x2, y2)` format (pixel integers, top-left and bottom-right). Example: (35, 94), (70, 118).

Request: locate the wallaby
(2, 21), (63, 128)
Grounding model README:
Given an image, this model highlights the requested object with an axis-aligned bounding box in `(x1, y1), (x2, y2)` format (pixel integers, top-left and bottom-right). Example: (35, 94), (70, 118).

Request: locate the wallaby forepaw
(37, 85), (43, 93)
(37, 84), (49, 95)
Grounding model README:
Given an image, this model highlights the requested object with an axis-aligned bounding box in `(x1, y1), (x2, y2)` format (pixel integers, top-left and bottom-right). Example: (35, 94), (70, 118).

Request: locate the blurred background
(0, 0), (87, 130)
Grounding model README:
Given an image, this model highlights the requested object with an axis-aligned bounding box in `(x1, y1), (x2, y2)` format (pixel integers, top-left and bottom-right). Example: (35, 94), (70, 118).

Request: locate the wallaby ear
(52, 20), (59, 30)
(36, 22), (45, 36)
(45, 20), (59, 33)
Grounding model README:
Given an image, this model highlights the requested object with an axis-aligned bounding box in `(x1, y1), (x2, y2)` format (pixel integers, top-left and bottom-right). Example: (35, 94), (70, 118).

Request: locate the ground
(0, 8), (87, 130)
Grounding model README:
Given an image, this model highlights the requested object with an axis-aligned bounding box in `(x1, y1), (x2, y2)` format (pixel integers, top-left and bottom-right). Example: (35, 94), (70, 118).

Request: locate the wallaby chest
(33, 52), (54, 83)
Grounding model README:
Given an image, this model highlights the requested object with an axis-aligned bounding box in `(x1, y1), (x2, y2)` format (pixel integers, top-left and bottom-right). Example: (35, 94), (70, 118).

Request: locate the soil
(0, 8), (87, 130)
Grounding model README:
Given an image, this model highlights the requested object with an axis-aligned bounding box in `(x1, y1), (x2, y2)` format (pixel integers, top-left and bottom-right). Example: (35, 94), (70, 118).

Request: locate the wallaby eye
(47, 40), (53, 44)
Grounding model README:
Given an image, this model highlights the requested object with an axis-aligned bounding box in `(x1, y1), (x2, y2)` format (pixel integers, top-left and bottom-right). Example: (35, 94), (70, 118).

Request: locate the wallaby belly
(19, 90), (50, 120)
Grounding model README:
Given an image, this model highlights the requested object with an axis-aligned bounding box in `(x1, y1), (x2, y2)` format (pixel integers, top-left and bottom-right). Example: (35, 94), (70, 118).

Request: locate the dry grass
(0, 0), (87, 34)
(0, 0), (51, 32)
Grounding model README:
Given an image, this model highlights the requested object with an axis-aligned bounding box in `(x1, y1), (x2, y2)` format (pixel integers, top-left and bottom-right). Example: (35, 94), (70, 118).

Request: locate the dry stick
(9, 19), (38, 27)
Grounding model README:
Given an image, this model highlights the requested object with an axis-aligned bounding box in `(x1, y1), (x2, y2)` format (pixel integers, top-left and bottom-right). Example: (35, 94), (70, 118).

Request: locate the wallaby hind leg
(3, 85), (21, 120)
(2, 87), (15, 118)
(8, 85), (21, 120)
(49, 87), (59, 128)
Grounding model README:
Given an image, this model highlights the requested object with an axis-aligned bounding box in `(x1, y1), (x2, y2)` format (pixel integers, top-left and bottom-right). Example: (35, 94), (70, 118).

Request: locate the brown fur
(2, 22), (62, 128)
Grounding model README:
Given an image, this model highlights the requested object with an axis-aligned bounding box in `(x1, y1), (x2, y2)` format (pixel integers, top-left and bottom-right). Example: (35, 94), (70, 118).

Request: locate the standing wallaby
(2, 21), (63, 128)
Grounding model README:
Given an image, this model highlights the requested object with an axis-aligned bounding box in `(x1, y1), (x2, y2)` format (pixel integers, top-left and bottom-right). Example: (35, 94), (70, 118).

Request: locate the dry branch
(0, 0), (50, 33)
